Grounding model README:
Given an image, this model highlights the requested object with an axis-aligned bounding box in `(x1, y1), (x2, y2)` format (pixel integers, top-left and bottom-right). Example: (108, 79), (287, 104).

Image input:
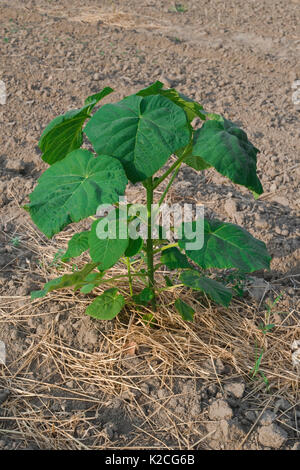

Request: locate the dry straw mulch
(0, 221), (299, 449)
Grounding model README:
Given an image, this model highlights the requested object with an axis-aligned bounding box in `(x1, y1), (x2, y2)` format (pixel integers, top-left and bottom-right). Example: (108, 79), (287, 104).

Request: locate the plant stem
(145, 177), (156, 311)
(152, 142), (192, 190)
(157, 284), (184, 293)
(158, 163), (182, 206)
(125, 257), (133, 296)
(99, 272), (147, 285)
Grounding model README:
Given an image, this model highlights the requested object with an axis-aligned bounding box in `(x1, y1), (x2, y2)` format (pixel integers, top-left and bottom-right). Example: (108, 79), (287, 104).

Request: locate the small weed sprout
(10, 236), (21, 248)
(251, 293), (283, 389)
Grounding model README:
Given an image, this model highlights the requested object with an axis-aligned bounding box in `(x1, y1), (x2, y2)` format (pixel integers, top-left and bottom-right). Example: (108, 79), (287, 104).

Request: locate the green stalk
(145, 177), (156, 311)
(153, 142), (192, 190)
(102, 272), (147, 282)
(153, 242), (179, 255)
(125, 257), (133, 296)
(158, 163), (182, 206)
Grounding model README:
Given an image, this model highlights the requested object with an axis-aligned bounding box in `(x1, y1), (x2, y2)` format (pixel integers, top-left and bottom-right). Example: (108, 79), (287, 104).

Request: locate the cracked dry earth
(0, 0), (299, 450)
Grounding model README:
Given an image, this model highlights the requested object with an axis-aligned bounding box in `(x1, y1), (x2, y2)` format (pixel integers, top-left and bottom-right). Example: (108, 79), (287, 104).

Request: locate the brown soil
(0, 0), (299, 450)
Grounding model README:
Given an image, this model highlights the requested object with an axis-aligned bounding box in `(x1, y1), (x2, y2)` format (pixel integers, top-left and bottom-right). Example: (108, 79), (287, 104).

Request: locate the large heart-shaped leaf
(25, 149), (128, 238)
(39, 87), (114, 165)
(192, 117), (263, 194)
(85, 288), (125, 320)
(89, 214), (129, 270)
(180, 270), (233, 307)
(137, 81), (206, 122)
(84, 93), (191, 183)
(178, 218), (271, 273)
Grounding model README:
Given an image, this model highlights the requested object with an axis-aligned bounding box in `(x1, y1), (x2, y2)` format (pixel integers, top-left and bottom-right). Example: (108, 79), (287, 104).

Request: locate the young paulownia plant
(24, 82), (271, 322)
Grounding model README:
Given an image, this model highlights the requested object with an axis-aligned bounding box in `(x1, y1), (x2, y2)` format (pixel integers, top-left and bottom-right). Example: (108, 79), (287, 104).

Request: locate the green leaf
(136, 81), (164, 96)
(39, 105), (90, 165)
(25, 149), (127, 238)
(202, 112), (223, 122)
(259, 323), (275, 334)
(76, 272), (104, 293)
(251, 350), (264, 377)
(164, 275), (174, 287)
(180, 270), (233, 307)
(177, 136), (211, 171)
(137, 81), (206, 121)
(174, 298), (195, 321)
(183, 152), (212, 171)
(84, 86), (114, 106)
(192, 117), (263, 194)
(124, 237), (143, 257)
(39, 87), (114, 165)
(50, 248), (65, 267)
(61, 231), (90, 261)
(160, 247), (191, 269)
(89, 212), (129, 270)
(178, 218), (271, 273)
(132, 287), (154, 306)
(80, 283), (97, 294)
(162, 90), (206, 122)
(84, 273), (104, 282)
(85, 288), (125, 320)
(141, 313), (157, 327)
(84, 93), (191, 183)
(30, 263), (98, 299)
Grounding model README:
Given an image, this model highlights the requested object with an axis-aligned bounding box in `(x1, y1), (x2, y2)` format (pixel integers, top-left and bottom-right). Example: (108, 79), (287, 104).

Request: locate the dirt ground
(0, 0), (299, 450)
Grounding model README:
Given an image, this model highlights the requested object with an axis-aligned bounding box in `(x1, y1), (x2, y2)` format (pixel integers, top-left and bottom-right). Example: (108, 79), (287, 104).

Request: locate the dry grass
(36, 5), (164, 30)
(0, 220), (299, 449)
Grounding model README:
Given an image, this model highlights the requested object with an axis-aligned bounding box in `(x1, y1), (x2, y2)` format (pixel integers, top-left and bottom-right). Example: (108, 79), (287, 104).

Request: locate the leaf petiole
(158, 162), (182, 206)
(152, 142), (192, 190)
(153, 242), (179, 255)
